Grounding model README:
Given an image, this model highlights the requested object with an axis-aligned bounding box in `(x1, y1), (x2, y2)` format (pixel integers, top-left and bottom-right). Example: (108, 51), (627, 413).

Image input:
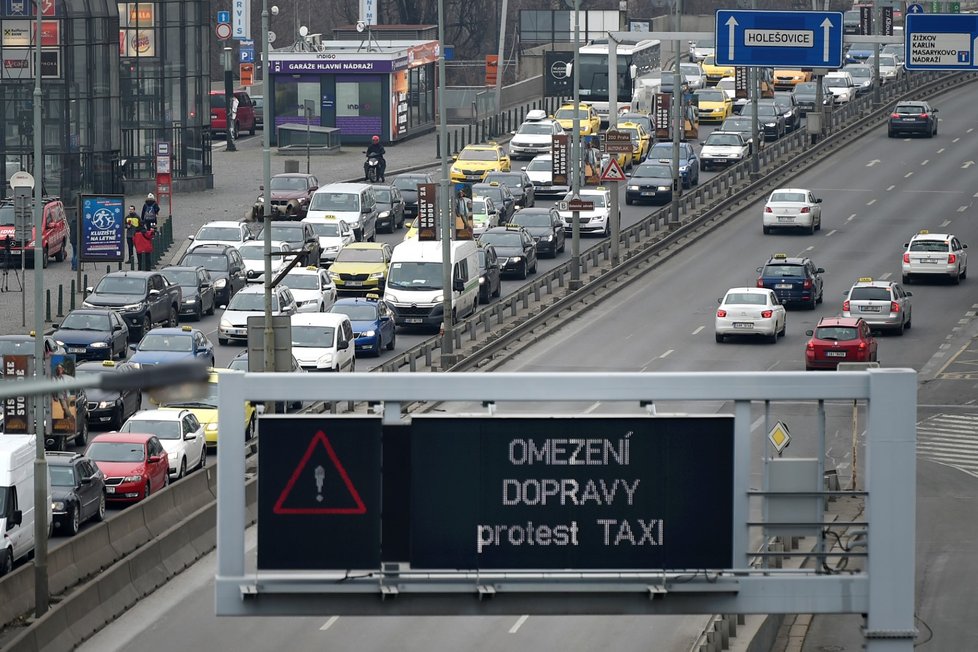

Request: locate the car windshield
(60, 313), (110, 330)
(815, 326), (859, 341)
(121, 419), (182, 440)
(526, 158), (551, 172)
(227, 292), (278, 311)
(475, 188), (505, 202)
(633, 164), (672, 178)
(825, 77), (850, 88)
(850, 287), (891, 301)
(87, 441), (146, 463)
(763, 264), (806, 277)
(650, 145), (688, 160)
(94, 276), (147, 295)
(387, 262), (442, 290)
(517, 122), (553, 135)
(909, 240), (949, 252)
(694, 38), (713, 48)
(306, 221), (340, 237)
(895, 104), (926, 115)
(308, 192), (360, 212)
(680, 64), (700, 75)
(162, 269), (199, 286)
(566, 194), (606, 208)
(696, 90), (725, 102)
(180, 253), (228, 272)
(743, 105), (778, 117)
(486, 174), (522, 188)
(849, 42), (874, 51)
(725, 293), (768, 306)
(238, 245), (268, 261)
(876, 55), (897, 67)
(480, 232), (523, 247)
(331, 304), (378, 321)
(282, 274), (320, 290)
(227, 358), (248, 371)
(372, 188), (392, 203)
(0, 339), (34, 355)
(392, 177), (424, 191)
(722, 118), (751, 131)
(260, 225), (303, 244)
(554, 108), (590, 120)
(334, 248), (384, 263)
(270, 177), (310, 191)
(195, 226), (241, 241)
(769, 191), (807, 203)
(472, 199), (492, 215)
(291, 325), (335, 347)
(137, 333), (193, 352)
(49, 466), (77, 487)
(794, 83), (817, 93)
(458, 149), (499, 161)
(706, 134), (742, 146)
(620, 127), (641, 141)
(847, 67), (872, 79)
(512, 212), (551, 227)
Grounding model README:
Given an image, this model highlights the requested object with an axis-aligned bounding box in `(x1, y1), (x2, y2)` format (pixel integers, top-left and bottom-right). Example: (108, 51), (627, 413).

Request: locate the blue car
(329, 297), (395, 357)
(52, 309), (129, 361)
(647, 143), (699, 188)
(755, 253), (825, 310)
(129, 325), (215, 368)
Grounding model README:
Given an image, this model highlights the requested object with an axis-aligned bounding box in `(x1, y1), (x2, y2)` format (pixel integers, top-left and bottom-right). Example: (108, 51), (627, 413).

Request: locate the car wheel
(816, 289), (823, 304)
(763, 225), (771, 235)
(178, 458), (186, 480)
(778, 320), (786, 337)
(386, 329), (396, 350)
(808, 221), (816, 235)
(194, 302), (203, 321)
(953, 270), (961, 285)
(94, 492), (106, 522)
(625, 196), (633, 205)
(558, 239), (566, 253)
(0, 548), (12, 576)
(961, 266), (967, 280)
(199, 447), (207, 471)
(74, 420), (88, 447)
(207, 298), (215, 316)
(808, 296), (817, 310)
(926, 126), (934, 138)
(144, 481), (151, 499)
(111, 404), (124, 430)
(67, 505), (80, 536)
(54, 243), (66, 262)
(168, 306), (178, 327)
(141, 315), (152, 336)
(249, 121), (256, 136)
(815, 216), (821, 232)
(530, 259), (537, 274)
(888, 129), (895, 138)
(492, 279), (501, 297)
(902, 274), (911, 284)
(715, 333), (724, 343)
(896, 319), (906, 336)
(519, 261), (528, 280)
(768, 332), (778, 344)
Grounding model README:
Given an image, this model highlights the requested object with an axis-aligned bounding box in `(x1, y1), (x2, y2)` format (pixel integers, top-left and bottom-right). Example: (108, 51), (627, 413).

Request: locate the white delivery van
(383, 240), (480, 328)
(0, 435), (50, 575)
(304, 183), (379, 243)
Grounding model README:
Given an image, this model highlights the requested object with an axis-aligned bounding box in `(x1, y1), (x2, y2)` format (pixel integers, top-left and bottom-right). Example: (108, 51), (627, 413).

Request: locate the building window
(335, 76), (382, 137)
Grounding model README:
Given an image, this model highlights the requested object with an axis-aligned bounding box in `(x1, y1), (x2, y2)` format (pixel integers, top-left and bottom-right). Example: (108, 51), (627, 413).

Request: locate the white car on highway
(238, 240), (293, 282)
(872, 54), (902, 83)
(557, 187), (612, 236)
(902, 230), (968, 284)
(824, 72), (856, 104)
(187, 220), (253, 251)
(279, 266), (337, 313)
(762, 188), (822, 235)
(302, 216), (355, 266)
(715, 288), (786, 343)
(700, 131), (750, 170)
(118, 408), (206, 480)
(289, 312), (356, 372)
(508, 110), (564, 159)
(218, 284), (297, 344)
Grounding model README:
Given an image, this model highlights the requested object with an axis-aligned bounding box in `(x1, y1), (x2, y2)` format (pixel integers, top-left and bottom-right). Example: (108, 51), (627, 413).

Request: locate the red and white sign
(215, 22), (232, 40)
(34, 20), (59, 46)
(600, 156), (627, 182)
(273, 430), (367, 515)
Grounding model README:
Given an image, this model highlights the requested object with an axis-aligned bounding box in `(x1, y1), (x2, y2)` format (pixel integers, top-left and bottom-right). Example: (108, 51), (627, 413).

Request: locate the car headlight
(298, 197), (308, 203)
(220, 319), (232, 329)
(378, 211), (390, 218)
(328, 271), (340, 280)
(479, 276), (485, 284)
(51, 500), (64, 511)
(512, 256), (523, 262)
(363, 330), (376, 338)
(369, 271), (385, 279)
(213, 278), (227, 289)
(627, 185), (639, 191)
(98, 401), (114, 409)
(89, 342), (108, 348)
(206, 423), (218, 432)
(765, 122), (776, 127)
(28, 240), (35, 247)
(81, 301), (95, 308)
(679, 166), (688, 173)
(123, 475), (143, 483)
(451, 167), (460, 175)
(324, 245), (338, 252)
(317, 353), (334, 365)
(129, 362), (141, 369)
(121, 303), (143, 311)
(658, 186), (671, 191)
(184, 298), (197, 304)
(545, 234), (554, 241)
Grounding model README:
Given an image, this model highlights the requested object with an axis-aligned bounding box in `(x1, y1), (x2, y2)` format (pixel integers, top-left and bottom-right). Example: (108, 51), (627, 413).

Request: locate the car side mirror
(9, 509), (22, 528)
(337, 340), (349, 350)
(187, 235), (194, 240)
(963, 243), (969, 249)
(218, 304), (227, 310)
(717, 298), (722, 304)
(85, 286), (93, 294)
(185, 432), (197, 440)
(129, 344), (137, 351)
(755, 267), (763, 273)
(815, 198), (822, 203)
(816, 268), (825, 274)
(905, 291), (913, 297)
(148, 455), (162, 463)
(113, 324), (123, 331)
(149, 289), (160, 297)
(51, 323), (59, 328)
(81, 476), (93, 484)
(805, 330), (814, 336)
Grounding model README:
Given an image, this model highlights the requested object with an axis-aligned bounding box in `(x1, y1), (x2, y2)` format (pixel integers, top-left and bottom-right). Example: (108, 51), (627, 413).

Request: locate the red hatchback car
(86, 433), (169, 503)
(805, 317), (878, 370)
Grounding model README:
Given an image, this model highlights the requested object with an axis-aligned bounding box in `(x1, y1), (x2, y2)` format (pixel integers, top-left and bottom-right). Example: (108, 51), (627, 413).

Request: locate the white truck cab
(0, 435), (50, 575)
(383, 240), (480, 328)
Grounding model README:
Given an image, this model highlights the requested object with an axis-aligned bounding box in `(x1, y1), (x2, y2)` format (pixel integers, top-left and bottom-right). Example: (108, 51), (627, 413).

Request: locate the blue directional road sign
(715, 10), (844, 69)
(905, 13), (978, 70)
(217, 10), (230, 23)
(907, 3), (924, 14)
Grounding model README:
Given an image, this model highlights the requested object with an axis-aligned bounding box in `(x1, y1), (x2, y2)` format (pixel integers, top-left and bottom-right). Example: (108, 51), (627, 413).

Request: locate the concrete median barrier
(45, 539), (80, 598)
(63, 581), (106, 645)
(169, 471), (213, 520)
(92, 559), (139, 636)
(141, 484), (178, 538)
(184, 501), (217, 557)
(105, 504), (151, 558)
(60, 522), (115, 587)
(127, 540), (166, 599)
(0, 565), (33, 634)
(2, 601), (71, 652)
(156, 514), (198, 576)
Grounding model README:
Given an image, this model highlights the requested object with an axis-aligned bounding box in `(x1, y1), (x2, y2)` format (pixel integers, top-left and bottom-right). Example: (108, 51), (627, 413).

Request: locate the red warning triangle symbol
(600, 157), (627, 182)
(273, 430), (367, 515)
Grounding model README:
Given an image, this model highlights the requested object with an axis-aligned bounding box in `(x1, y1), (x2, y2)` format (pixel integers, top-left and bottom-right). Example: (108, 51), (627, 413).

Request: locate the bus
(576, 38), (661, 124)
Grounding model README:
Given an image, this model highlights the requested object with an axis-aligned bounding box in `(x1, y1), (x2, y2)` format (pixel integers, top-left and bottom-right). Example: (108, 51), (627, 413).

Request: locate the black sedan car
(791, 81), (832, 115)
(51, 309), (129, 361)
(485, 171), (536, 208)
(625, 161), (674, 205)
(478, 225), (538, 279)
(739, 103), (786, 140)
(75, 360), (141, 429)
(391, 173), (433, 220)
(510, 206), (565, 257)
(370, 184), (405, 233)
(161, 265), (217, 321)
(471, 182), (517, 224)
(177, 244), (247, 306)
(46, 451), (106, 536)
(476, 243), (501, 304)
(888, 101), (938, 138)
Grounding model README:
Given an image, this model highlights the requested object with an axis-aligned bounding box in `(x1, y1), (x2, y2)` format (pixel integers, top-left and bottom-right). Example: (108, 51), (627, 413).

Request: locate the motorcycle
(363, 152), (383, 183)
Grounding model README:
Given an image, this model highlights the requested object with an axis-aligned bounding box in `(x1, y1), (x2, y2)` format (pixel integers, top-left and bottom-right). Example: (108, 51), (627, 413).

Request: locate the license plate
(106, 486), (115, 494)
(733, 322), (753, 329)
(775, 284), (792, 289)
(861, 306), (881, 312)
(777, 216), (793, 222)
(346, 281), (363, 287)
(826, 351), (847, 358)
(902, 118), (916, 121)
(920, 259), (938, 264)
(68, 347), (86, 353)
(405, 317), (423, 324)
(641, 191), (656, 196)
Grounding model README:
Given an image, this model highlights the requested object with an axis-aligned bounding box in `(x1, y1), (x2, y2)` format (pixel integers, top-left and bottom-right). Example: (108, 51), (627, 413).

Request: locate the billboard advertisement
(79, 194), (125, 263)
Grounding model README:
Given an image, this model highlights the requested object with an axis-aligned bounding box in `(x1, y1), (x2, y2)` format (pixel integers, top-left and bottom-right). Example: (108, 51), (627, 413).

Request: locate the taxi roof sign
(773, 253), (788, 259)
(858, 277), (874, 283)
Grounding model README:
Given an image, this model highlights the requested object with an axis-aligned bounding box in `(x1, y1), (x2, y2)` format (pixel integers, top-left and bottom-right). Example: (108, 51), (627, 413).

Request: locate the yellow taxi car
(693, 87), (733, 123)
(617, 121), (651, 162)
(450, 142), (510, 184)
(327, 241), (393, 293)
(701, 55), (735, 85)
(553, 102), (601, 137)
(157, 369), (257, 451)
(773, 68), (812, 90)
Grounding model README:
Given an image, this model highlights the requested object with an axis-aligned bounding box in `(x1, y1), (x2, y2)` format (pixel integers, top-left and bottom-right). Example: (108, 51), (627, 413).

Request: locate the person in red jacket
(133, 226), (155, 271)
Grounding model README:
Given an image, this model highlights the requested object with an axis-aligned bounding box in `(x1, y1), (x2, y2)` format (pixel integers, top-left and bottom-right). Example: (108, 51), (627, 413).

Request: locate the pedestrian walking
(124, 205), (141, 263)
(141, 193), (160, 230)
(133, 225), (155, 271)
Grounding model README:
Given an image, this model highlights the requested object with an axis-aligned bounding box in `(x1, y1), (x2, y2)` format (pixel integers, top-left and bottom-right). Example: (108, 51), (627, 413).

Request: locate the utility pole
(872, 1), (882, 107)
(494, 0), (508, 113)
(261, 0), (276, 388)
(669, 0), (683, 227)
(438, 0), (456, 368)
(569, 0), (582, 291)
(608, 33), (620, 266)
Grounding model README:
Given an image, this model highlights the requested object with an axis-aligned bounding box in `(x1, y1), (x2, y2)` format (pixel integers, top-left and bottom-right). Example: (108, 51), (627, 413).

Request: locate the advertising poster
(2, 21), (30, 46)
(1, 48), (30, 79)
(50, 353), (78, 433)
(79, 194), (124, 262)
(2, 354), (33, 434)
(34, 19), (58, 46)
(40, 48), (59, 78)
(122, 28), (155, 56)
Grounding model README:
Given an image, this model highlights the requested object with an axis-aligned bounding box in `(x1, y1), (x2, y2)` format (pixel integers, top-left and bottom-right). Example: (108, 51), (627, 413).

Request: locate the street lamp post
(438, 0), (455, 368)
(261, 0), (275, 384)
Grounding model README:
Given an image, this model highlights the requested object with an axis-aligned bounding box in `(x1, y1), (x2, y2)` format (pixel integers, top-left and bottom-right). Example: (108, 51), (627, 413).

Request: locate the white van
(289, 312), (356, 372)
(384, 240), (480, 328)
(1, 435), (50, 575)
(305, 183), (379, 243)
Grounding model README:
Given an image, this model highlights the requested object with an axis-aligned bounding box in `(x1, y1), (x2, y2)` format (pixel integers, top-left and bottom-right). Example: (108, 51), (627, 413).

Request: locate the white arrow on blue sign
(907, 4), (924, 14)
(217, 10), (230, 23)
(715, 9), (844, 69)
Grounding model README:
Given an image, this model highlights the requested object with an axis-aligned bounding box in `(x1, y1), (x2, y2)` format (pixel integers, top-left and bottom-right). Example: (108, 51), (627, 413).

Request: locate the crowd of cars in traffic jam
(0, 33), (966, 546)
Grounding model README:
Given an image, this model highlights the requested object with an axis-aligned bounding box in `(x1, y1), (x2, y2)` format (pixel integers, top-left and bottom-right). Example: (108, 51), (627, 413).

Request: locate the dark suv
(46, 452), (106, 536)
(256, 221), (322, 267)
(81, 271), (182, 340)
(177, 244), (247, 306)
(755, 253), (825, 310)
(391, 173), (434, 220)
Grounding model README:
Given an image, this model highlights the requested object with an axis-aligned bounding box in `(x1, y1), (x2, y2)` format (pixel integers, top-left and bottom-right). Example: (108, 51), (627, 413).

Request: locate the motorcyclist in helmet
(364, 135), (386, 182)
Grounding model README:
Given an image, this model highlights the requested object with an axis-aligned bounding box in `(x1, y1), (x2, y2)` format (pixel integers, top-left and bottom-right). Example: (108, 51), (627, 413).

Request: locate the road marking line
(320, 616), (339, 631)
(825, 229), (837, 237)
(954, 137), (962, 142)
(974, 192), (978, 197)
(509, 615), (529, 634)
(958, 206), (968, 212)
(803, 245), (814, 251)
(968, 128), (974, 133)
(867, 198), (876, 205)
(941, 219), (952, 227)
(849, 213), (857, 220)
(879, 272), (892, 280)
(584, 401), (601, 414)
(886, 184), (895, 191)
(921, 159), (929, 166)
(937, 148), (945, 153)
(660, 349), (674, 358)
(905, 172), (913, 178)
(751, 415), (765, 431)
(692, 326), (704, 335)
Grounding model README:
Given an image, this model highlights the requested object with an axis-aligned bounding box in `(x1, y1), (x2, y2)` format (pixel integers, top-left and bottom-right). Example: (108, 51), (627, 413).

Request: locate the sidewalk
(0, 130), (443, 336)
